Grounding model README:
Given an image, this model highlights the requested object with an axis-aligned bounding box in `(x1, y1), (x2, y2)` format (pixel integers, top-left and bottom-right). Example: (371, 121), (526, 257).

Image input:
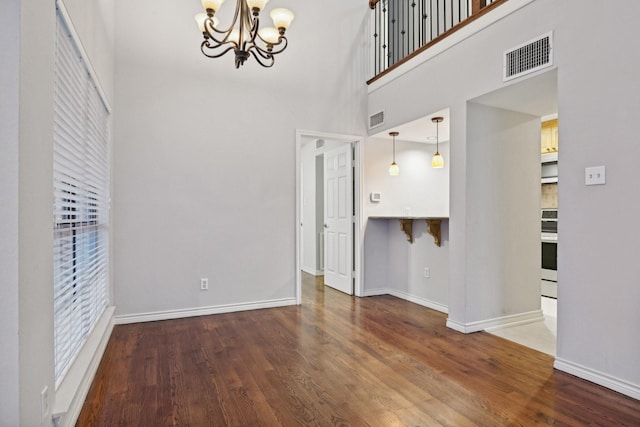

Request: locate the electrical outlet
(200, 278), (209, 291)
(424, 267), (430, 278)
(585, 165), (606, 186)
(41, 386), (49, 421)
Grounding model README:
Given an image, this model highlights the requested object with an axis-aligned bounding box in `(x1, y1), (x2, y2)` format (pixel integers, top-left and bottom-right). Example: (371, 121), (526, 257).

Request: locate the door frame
(295, 129), (364, 304)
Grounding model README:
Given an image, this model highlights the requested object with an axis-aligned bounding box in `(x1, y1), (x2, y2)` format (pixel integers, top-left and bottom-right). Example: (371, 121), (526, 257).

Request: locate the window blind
(53, 11), (110, 387)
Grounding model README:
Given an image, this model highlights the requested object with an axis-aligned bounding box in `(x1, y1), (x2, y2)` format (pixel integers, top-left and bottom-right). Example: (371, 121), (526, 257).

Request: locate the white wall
(364, 218), (450, 310)
(463, 103), (540, 324)
(368, 0), (556, 323)
(368, 0), (640, 398)
(553, 1), (640, 393)
(7, 0), (115, 425)
(17, 0), (56, 423)
(0, 0), (21, 423)
(112, 1), (369, 318)
(362, 137), (450, 310)
(365, 137), (449, 217)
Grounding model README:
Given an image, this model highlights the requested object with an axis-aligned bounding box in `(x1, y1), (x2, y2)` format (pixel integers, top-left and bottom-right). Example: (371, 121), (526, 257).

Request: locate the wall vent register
(369, 110), (385, 129)
(504, 32), (553, 81)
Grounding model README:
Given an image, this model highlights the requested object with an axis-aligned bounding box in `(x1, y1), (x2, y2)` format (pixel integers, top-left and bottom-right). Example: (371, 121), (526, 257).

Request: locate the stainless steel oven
(541, 208), (557, 297)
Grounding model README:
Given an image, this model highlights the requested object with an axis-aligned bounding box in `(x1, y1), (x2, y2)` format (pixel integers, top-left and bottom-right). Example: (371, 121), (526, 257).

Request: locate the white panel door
(324, 144), (353, 295)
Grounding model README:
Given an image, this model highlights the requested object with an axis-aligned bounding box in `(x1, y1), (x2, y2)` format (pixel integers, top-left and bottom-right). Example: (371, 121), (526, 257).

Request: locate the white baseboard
(301, 266), (324, 276)
(115, 297), (297, 325)
(362, 287), (391, 297)
(554, 357), (640, 400)
(447, 309), (544, 334)
(361, 288), (448, 314)
(55, 306), (115, 427)
(387, 289), (448, 314)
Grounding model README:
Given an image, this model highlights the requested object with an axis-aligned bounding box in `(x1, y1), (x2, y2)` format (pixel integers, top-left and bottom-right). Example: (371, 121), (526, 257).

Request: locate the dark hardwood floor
(77, 274), (640, 426)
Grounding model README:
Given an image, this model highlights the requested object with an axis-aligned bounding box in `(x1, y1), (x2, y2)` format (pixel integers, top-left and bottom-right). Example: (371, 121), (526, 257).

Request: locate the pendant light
(389, 131), (400, 176)
(431, 116), (444, 168)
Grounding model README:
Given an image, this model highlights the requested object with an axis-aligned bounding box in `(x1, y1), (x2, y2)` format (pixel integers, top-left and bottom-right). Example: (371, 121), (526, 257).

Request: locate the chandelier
(195, 0), (294, 68)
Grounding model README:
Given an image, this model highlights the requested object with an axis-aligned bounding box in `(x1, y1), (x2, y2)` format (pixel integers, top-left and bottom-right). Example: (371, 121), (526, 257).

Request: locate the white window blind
(53, 11), (110, 387)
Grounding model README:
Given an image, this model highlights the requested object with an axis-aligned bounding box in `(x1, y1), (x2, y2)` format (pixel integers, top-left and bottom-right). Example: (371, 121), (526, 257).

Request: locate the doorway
(295, 130), (364, 305)
(468, 69), (558, 356)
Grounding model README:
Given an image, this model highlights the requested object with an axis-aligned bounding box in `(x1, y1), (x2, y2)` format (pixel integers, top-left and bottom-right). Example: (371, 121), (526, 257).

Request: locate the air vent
(504, 32), (552, 81)
(369, 110), (385, 129)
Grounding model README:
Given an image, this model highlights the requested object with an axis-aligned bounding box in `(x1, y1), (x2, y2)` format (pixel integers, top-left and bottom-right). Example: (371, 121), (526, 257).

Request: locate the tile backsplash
(541, 183), (558, 209)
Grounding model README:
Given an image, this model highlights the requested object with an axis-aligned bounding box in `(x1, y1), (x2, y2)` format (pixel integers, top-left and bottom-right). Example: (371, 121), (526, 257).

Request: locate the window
(53, 11), (110, 386)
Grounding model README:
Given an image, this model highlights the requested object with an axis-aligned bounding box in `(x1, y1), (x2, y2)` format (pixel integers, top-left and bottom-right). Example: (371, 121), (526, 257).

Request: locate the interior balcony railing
(368, 0), (507, 84)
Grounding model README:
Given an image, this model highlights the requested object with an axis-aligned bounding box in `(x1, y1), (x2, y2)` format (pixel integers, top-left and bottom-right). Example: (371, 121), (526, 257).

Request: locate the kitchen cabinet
(541, 118), (558, 154)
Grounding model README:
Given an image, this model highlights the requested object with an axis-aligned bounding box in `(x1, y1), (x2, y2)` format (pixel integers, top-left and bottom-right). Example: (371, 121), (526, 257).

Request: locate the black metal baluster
(422, 0), (427, 45)
(383, 1), (388, 70)
(374, 2), (379, 75)
(402, 0), (406, 59)
(411, 1), (415, 54)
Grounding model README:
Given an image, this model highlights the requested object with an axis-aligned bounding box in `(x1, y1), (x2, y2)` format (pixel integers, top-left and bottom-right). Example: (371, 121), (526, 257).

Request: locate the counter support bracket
(426, 219), (442, 247)
(399, 219), (414, 243)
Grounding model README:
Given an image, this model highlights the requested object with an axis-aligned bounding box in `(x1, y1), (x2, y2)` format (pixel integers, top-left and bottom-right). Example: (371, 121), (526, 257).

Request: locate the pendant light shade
(431, 117), (444, 169)
(389, 131), (400, 176)
(432, 152), (444, 168)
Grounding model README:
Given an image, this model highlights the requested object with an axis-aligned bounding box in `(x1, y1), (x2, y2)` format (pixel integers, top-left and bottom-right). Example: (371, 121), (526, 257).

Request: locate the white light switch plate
(585, 166), (606, 186)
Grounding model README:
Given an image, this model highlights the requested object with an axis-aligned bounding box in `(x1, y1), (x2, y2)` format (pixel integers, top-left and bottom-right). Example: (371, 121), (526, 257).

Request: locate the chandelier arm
(201, 41), (236, 59)
(253, 36), (289, 57)
(205, 22), (234, 39)
(270, 36), (288, 55)
(248, 44), (274, 61)
(248, 49), (275, 68)
(204, 19), (236, 48)
(244, 5), (260, 39)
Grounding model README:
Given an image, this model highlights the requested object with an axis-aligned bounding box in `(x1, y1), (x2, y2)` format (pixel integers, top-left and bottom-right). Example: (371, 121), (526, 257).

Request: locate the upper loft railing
(367, 0), (507, 84)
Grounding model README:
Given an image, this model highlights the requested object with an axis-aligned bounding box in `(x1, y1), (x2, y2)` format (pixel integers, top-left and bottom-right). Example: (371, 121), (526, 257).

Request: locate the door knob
(324, 224), (329, 228)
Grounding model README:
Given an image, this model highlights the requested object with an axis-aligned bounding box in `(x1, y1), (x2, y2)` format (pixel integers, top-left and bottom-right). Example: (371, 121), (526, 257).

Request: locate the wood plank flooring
(77, 274), (640, 426)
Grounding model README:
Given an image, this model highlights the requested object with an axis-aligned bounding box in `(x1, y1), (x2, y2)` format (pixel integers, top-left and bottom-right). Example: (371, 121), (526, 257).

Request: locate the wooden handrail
(367, 0), (508, 85)
(369, 0), (379, 10)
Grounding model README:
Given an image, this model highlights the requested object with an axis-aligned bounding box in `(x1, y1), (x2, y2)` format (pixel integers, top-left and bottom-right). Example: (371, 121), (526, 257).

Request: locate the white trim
(295, 130), (365, 304)
(301, 266), (324, 276)
(53, 306), (115, 427)
(56, 0), (111, 113)
(362, 288), (390, 297)
(554, 358), (640, 401)
(367, 0), (536, 93)
(446, 319), (470, 334)
(114, 298), (296, 325)
(446, 309), (544, 334)
(361, 288), (449, 314)
(388, 289), (449, 314)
